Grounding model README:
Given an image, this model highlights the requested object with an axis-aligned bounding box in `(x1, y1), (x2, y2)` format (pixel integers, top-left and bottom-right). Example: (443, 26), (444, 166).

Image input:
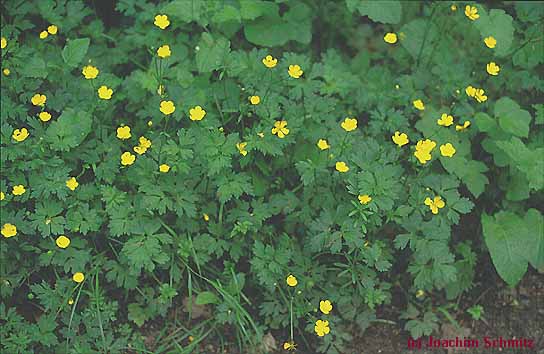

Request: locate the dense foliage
(1, 0), (543, 353)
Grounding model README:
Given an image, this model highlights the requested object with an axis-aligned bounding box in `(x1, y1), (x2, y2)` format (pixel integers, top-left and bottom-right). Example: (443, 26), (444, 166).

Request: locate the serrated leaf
(355, 0), (402, 24)
(62, 38), (90, 67)
(474, 8), (514, 57)
(495, 97), (532, 138)
(196, 33), (230, 73)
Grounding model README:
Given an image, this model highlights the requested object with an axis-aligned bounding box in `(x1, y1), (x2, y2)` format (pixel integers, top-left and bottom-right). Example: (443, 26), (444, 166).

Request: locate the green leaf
(128, 303), (149, 327)
(482, 212), (528, 287)
(61, 38), (90, 68)
(474, 112), (497, 133)
(400, 19), (439, 61)
(474, 8), (514, 57)
(45, 108), (92, 151)
(163, 0), (204, 24)
(240, 0), (269, 20)
(195, 291), (219, 305)
(24, 57), (47, 78)
(196, 33), (231, 73)
(495, 97), (532, 138)
(522, 209), (544, 270)
(355, 0), (402, 24)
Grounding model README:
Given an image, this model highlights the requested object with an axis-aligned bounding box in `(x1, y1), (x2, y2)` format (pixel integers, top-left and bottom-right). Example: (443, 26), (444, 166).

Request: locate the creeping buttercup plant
(1, 1), (543, 353)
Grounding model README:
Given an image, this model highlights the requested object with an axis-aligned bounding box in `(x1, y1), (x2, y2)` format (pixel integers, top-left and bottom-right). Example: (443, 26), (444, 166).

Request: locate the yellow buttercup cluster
(121, 151), (136, 166)
(134, 136), (152, 155)
(236, 142), (248, 156)
(1, 223), (17, 238)
(154, 14), (170, 29)
(414, 139), (436, 164)
(486, 62), (500, 76)
(465, 85), (487, 103)
(384, 32), (397, 44)
(13, 128), (29, 142)
(413, 99), (425, 111)
(262, 55), (278, 68)
(425, 196), (446, 214)
(39, 24), (58, 39)
(358, 194), (372, 205)
(117, 125), (131, 140)
(288, 64), (303, 78)
(341, 117), (357, 132)
(464, 5), (479, 21)
(317, 139), (330, 150)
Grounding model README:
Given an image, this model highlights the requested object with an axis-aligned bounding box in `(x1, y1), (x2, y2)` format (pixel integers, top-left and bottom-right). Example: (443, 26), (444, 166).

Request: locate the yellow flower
(82, 65), (99, 79)
(358, 194), (372, 205)
(160, 100), (176, 115)
(3, 68), (10, 76)
(1, 223), (17, 238)
(97, 86), (113, 100)
(288, 64), (303, 78)
(416, 289), (425, 298)
(271, 120), (289, 138)
(464, 5), (479, 20)
(39, 112), (52, 122)
(286, 274), (298, 287)
(189, 106), (206, 121)
(262, 55), (278, 68)
(0, 191), (4, 200)
(392, 131), (409, 147)
(157, 84), (165, 96)
(440, 143), (456, 157)
(203, 213), (210, 222)
(148, 120), (153, 127)
(317, 139), (330, 150)
(121, 152), (136, 166)
(257, 132), (264, 138)
(249, 95), (260, 105)
(159, 164), (170, 173)
(157, 44), (171, 58)
(283, 341), (297, 351)
(72, 272), (85, 283)
(474, 88), (487, 103)
(236, 142), (248, 156)
(451, 4), (457, 11)
(484, 36), (497, 49)
(465, 85), (476, 97)
(437, 113), (453, 127)
(117, 126), (131, 140)
(66, 177), (79, 191)
(1, 37), (6, 49)
(13, 128), (29, 142)
(414, 139), (436, 164)
(47, 25), (58, 35)
(154, 14), (170, 29)
(413, 99), (425, 111)
(133, 146), (147, 155)
(139, 136), (152, 149)
(56, 235), (70, 249)
(314, 320), (330, 337)
(39, 31), (48, 39)
(12, 185), (26, 196)
(319, 300), (333, 314)
(486, 62), (500, 76)
(384, 32), (397, 44)
(424, 196), (445, 214)
(341, 117), (357, 132)
(31, 93), (47, 106)
(456, 121), (471, 131)
(335, 161), (349, 173)
(68, 298), (74, 305)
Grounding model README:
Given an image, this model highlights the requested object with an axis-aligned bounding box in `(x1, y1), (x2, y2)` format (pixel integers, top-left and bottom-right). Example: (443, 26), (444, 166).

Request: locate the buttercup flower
(133, 146), (147, 155)
(358, 194), (372, 205)
(335, 161), (349, 173)
(157, 44), (171, 58)
(317, 139), (330, 150)
(160, 100), (176, 115)
(451, 4), (457, 11)
(424, 196), (445, 214)
(262, 55), (278, 68)
(283, 341), (297, 351)
(320, 300), (333, 314)
(384, 33), (397, 44)
(392, 131), (409, 147)
(474, 88), (487, 103)
(484, 36), (497, 48)
(437, 113), (453, 127)
(56, 235), (70, 249)
(416, 289), (425, 298)
(271, 120), (289, 138)
(82, 65), (99, 79)
(440, 143), (456, 157)
(486, 62), (500, 76)
(159, 164), (170, 173)
(154, 14), (170, 29)
(341, 117), (357, 132)
(288, 64), (303, 78)
(464, 5), (479, 20)
(39, 31), (48, 39)
(189, 106), (206, 121)
(72, 272), (85, 283)
(1, 37), (6, 49)
(31, 93), (47, 106)
(456, 121), (471, 131)
(121, 152), (136, 166)
(39, 112), (52, 122)
(98, 86), (113, 100)
(3, 68), (10, 76)
(286, 274), (298, 287)
(139, 136), (152, 149)
(314, 320), (330, 337)
(117, 126), (131, 140)
(47, 25), (58, 35)
(66, 177), (79, 191)
(12, 185), (26, 196)
(249, 95), (260, 105)
(203, 213), (210, 222)
(1, 223), (17, 238)
(414, 139), (436, 164)
(236, 142), (248, 156)
(465, 85), (476, 97)
(0, 191), (4, 200)
(413, 99), (425, 111)
(68, 298), (74, 305)
(13, 128), (29, 142)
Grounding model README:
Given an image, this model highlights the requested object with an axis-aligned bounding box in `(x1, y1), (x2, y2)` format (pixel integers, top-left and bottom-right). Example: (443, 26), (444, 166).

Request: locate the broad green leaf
(195, 291), (219, 305)
(474, 112), (497, 133)
(400, 19), (439, 61)
(495, 97), (532, 138)
(23, 57), (47, 78)
(522, 209), (544, 270)
(482, 212), (528, 287)
(239, 0), (269, 20)
(163, 0), (204, 24)
(61, 38), (90, 68)
(355, 0), (402, 24)
(474, 9), (514, 57)
(196, 33), (231, 73)
(45, 108), (92, 151)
